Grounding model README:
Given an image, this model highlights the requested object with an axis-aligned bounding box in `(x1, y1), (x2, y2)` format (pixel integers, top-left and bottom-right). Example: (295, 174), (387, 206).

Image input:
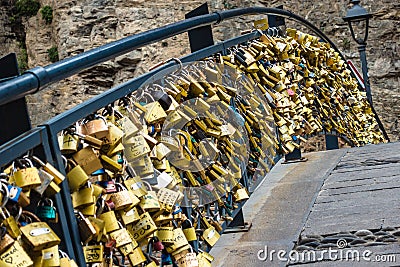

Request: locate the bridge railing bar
(0, 7), (388, 265)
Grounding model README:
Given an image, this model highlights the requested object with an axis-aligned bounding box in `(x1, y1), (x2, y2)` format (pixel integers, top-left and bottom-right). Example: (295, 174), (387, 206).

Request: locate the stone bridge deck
(210, 142), (400, 267)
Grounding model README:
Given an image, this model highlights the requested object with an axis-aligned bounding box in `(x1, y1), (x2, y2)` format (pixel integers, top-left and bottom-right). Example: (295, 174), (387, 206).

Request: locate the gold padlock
(20, 221), (61, 251)
(44, 181), (61, 197)
(109, 227), (137, 248)
(73, 131), (103, 149)
(182, 219), (197, 242)
(143, 101), (167, 124)
(58, 132), (79, 154)
(32, 156), (65, 185)
(166, 228), (189, 253)
(0, 207), (21, 239)
(87, 216), (105, 242)
(139, 184), (160, 212)
(123, 135), (151, 162)
(156, 226), (174, 244)
(0, 241), (33, 267)
(119, 242), (136, 256)
(157, 187), (180, 213)
(202, 225), (220, 247)
(100, 154), (122, 173)
(13, 158), (42, 189)
(66, 160), (89, 192)
(233, 187), (250, 202)
(41, 245), (60, 267)
(197, 251), (213, 267)
(84, 244), (103, 263)
(99, 210), (119, 233)
(117, 115), (141, 139)
(127, 247), (146, 266)
(80, 117), (109, 139)
(71, 186), (94, 209)
(129, 212), (157, 242)
(119, 206), (140, 226)
(110, 183), (137, 210)
(130, 154), (154, 178)
(59, 250), (79, 267)
(72, 147), (103, 175)
(124, 176), (148, 198)
(177, 250), (199, 267)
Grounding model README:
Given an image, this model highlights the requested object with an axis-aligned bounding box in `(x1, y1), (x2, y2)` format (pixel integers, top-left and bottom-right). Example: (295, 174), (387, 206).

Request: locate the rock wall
(0, 0), (398, 141)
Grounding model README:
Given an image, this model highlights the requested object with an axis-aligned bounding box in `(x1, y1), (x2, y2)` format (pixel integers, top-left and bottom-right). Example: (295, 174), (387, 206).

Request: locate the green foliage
(47, 46), (59, 62)
(17, 46), (28, 72)
(223, 1), (237, 9)
(343, 38), (351, 50)
(40, 5), (53, 24)
(15, 0), (40, 17)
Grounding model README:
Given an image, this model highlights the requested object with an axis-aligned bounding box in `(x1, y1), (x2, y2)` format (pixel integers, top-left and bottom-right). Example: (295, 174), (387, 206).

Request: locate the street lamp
(343, 0), (373, 104)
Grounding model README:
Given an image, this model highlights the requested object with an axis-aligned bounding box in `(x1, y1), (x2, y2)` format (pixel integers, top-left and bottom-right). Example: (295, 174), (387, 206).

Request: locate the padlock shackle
(142, 181), (153, 192)
(21, 156), (34, 168)
(14, 206), (23, 222)
(114, 182), (127, 192)
(0, 182), (9, 208)
(37, 197), (53, 208)
(31, 155), (46, 167)
(59, 249), (70, 259)
(21, 210), (41, 223)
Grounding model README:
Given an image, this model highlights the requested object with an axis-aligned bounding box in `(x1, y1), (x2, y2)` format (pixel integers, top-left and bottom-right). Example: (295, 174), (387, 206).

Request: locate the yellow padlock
(156, 226), (174, 244)
(72, 147), (103, 175)
(0, 242), (33, 267)
(99, 210), (119, 233)
(58, 133), (79, 154)
(84, 244), (103, 263)
(128, 247), (146, 266)
(20, 221), (61, 251)
(129, 212), (157, 242)
(119, 206), (140, 226)
(41, 245), (60, 267)
(66, 160), (89, 192)
(13, 158), (41, 189)
(166, 228), (189, 253)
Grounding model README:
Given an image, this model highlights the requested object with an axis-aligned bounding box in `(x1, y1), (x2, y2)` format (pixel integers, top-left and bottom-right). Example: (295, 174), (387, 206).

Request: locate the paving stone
(323, 174), (400, 189)
(318, 181), (400, 196)
(355, 230), (373, 237)
(314, 187), (400, 205)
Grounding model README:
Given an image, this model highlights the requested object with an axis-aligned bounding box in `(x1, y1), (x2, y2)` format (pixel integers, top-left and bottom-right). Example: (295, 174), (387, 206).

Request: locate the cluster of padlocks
(0, 27), (385, 266)
(220, 28), (385, 149)
(0, 157), (77, 266)
(57, 58), (275, 266)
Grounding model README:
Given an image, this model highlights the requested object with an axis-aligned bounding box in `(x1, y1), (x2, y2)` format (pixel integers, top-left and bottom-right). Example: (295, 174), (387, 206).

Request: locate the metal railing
(0, 7), (386, 265)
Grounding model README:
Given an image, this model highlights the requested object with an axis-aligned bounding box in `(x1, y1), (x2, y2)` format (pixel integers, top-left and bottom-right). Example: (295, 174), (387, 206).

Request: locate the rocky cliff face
(0, 0), (399, 141)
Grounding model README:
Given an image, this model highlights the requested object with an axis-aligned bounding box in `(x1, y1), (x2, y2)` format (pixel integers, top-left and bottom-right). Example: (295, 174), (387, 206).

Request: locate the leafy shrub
(18, 47), (28, 72)
(40, 5), (53, 24)
(15, 0), (40, 17)
(47, 46), (59, 62)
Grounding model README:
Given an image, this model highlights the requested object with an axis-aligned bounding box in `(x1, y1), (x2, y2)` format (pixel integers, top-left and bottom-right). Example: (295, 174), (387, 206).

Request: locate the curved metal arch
(0, 7), (343, 106)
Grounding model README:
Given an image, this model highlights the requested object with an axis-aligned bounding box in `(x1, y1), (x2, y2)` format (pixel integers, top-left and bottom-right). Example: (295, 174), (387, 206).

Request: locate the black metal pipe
(0, 7), (341, 106)
(358, 43), (372, 105)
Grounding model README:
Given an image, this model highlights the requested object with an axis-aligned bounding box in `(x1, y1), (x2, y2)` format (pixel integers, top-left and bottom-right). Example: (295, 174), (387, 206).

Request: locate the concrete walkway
(210, 142), (400, 266)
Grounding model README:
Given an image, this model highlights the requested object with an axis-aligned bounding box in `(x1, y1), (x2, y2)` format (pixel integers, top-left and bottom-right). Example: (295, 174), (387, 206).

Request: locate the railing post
(185, 3), (214, 52)
(326, 134), (339, 150)
(0, 53), (31, 146)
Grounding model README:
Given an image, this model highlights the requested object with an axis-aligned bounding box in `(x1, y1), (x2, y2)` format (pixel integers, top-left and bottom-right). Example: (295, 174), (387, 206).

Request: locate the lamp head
(343, 0), (371, 44)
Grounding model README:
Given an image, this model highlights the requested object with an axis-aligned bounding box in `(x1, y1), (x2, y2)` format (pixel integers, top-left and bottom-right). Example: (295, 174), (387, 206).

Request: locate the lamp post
(343, 0), (373, 104)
